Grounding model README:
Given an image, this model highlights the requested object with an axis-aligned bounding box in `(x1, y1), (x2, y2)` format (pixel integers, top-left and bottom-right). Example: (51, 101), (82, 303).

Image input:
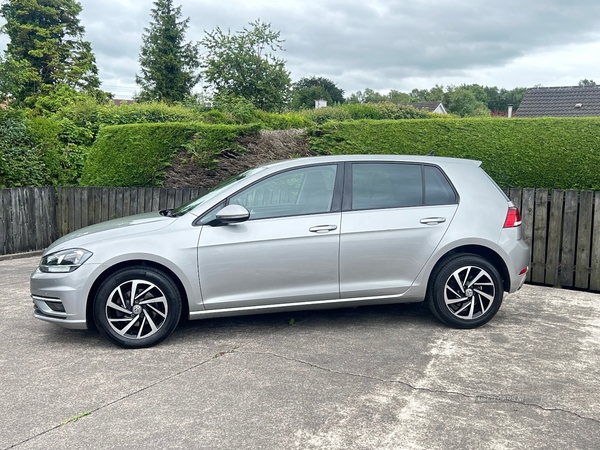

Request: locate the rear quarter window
(424, 165), (458, 205)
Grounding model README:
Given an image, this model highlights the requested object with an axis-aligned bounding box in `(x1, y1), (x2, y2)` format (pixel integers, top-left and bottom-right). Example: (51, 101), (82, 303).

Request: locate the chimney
(507, 104), (513, 118)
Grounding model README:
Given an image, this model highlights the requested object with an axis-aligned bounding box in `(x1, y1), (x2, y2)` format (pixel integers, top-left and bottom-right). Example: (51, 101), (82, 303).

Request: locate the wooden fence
(504, 188), (600, 291)
(0, 187), (207, 256)
(1, 186), (599, 292)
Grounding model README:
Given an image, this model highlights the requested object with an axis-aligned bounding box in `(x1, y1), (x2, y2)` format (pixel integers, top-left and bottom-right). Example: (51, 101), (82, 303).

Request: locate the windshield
(170, 166), (267, 217)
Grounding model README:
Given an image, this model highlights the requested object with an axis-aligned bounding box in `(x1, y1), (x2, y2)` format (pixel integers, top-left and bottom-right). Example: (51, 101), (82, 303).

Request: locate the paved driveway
(2, 256), (600, 449)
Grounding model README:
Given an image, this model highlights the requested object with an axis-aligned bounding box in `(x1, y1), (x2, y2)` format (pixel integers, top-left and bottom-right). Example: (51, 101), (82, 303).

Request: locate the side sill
(189, 293), (422, 320)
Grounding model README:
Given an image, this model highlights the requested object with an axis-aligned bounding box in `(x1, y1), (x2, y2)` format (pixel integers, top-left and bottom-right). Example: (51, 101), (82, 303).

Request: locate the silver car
(31, 155), (529, 348)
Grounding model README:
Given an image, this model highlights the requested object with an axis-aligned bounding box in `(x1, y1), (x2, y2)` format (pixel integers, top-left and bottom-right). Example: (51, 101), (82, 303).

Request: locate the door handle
(309, 225), (338, 233)
(420, 217), (446, 225)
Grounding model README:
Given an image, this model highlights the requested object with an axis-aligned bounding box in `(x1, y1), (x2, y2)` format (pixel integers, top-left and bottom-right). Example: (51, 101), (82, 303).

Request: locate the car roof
(258, 154), (482, 171)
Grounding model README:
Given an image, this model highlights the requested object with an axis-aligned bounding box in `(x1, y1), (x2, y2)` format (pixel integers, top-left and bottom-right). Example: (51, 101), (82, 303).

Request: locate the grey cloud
(4, 0), (600, 97)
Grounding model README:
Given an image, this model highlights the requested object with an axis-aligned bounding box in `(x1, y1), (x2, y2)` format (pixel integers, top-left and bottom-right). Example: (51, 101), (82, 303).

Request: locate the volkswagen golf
(31, 155), (529, 348)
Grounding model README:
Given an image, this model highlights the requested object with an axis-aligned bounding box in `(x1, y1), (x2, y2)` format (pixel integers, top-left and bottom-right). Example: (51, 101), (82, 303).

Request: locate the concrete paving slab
(1, 257), (600, 449)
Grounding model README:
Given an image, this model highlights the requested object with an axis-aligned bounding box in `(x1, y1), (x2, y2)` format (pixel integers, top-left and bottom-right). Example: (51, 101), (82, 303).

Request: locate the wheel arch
(428, 245), (511, 293)
(86, 260), (190, 329)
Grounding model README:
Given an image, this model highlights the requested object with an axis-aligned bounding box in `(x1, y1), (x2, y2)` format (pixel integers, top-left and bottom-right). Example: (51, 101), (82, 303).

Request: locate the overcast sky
(2, 0), (600, 99)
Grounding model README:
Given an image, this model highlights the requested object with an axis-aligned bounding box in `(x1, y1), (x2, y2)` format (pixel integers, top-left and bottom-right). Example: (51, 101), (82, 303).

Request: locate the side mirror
(214, 204), (250, 224)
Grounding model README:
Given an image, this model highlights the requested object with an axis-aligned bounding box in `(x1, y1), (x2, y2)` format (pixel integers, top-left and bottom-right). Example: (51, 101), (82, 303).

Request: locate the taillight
(504, 206), (522, 228)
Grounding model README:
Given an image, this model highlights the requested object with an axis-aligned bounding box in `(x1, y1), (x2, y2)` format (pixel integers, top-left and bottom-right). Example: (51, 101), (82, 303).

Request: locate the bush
(253, 110), (311, 129)
(342, 102), (431, 120)
(299, 107), (353, 124)
(0, 110), (75, 187)
(307, 117), (600, 190)
(298, 102), (433, 124)
(81, 122), (261, 187)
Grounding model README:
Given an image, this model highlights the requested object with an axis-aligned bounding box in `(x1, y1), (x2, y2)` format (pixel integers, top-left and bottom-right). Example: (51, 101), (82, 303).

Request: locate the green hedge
(81, 122), (260, 187)
(0, 110), (79, 187)
(299, 102), (435, 124)
(307, 117), (600, 189)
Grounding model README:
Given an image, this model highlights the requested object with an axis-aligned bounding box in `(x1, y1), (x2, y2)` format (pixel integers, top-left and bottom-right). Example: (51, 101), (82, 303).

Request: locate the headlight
(40, 249), (93, 273)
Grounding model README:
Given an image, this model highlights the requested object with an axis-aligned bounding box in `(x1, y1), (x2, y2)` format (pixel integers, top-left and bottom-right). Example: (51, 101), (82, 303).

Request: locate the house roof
(401, 101), (447, 114)
(411, 101), (445, 113)
(516, 86), (600, 117)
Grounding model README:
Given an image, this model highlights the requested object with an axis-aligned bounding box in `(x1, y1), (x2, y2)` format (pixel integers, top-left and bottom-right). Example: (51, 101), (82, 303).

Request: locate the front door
(197, 164), (342, 309)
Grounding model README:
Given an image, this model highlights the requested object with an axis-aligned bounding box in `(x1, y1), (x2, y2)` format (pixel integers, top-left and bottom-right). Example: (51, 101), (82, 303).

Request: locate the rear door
(339, 162), (458, 298)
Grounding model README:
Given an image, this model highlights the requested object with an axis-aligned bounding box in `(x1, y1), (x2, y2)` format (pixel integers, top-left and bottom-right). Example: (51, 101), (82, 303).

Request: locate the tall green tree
(291, 85), (332, 110)
(135, 0), (200, 103)
(0, 0), (102, 106)
(292, 76), (344, 108)
(201, 20), (292, 112)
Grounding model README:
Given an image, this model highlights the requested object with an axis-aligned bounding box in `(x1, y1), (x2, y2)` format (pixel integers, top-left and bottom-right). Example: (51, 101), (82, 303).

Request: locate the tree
(345, 88), (387, 104)
(0, 0), (102, 106)
(291, 85), (332, 110)
(200, 20), (292, 112)
(387, 90), (412, 104)
(579, 79), (597, 87)
(135, 0), (200, 103)
(410, 85), (445, 102)
(293, 76), (344, 107)
(444, 87), (490, 117)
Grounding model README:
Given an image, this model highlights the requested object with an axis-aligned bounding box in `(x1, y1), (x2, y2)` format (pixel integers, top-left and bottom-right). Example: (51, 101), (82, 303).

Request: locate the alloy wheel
(443, 266), (496, 320)
(105, 279), (169, 339)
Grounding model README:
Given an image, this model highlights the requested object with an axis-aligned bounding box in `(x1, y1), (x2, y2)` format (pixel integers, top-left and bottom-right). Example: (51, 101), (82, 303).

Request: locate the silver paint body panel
(30, 155), (530, 329)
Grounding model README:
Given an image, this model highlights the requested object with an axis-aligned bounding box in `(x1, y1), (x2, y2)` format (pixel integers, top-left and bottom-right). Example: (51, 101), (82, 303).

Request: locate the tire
(427, 254), (503, 329)
(93, 266), (182, 348)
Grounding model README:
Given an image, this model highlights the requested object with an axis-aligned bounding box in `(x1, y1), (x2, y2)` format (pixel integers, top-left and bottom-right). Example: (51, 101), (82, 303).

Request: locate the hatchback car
(31, 155), (529, 348)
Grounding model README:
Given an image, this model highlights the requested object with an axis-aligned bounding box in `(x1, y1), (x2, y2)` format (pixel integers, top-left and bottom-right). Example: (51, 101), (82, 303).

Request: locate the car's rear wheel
(427, 254), (503, 328)
(93, 266), (181, 348)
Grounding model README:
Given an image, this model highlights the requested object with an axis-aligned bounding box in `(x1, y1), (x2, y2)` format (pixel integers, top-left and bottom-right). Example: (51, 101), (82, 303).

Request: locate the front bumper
(30, 263), (101, 330)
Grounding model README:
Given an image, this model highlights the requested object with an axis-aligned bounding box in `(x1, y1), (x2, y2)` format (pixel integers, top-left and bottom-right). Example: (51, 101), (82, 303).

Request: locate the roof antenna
(427, 150), (435, 156)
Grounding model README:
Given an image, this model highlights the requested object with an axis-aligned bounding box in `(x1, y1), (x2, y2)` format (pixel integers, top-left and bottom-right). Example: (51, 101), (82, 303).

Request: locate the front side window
(229, 165), (337, 220)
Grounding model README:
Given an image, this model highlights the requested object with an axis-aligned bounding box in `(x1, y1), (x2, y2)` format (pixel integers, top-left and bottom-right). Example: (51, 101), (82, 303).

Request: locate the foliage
(298, 106), (353, 124)
(292, 76), (344, 109)
(33, 83), (111, 116)
(299, 102), (432, 124)
(291, 85), (332, 110)
(579, 79), (597, 87)
(252, 110), (310, 130)
(81, 122), (260, 186)
(135, 0), (200, 103)
(0, 0), (103, 106)
(343, 102), (432, 120)
(346, 88), (388, 104)
(0, 54), (29, 104)
(200, 19), (292, 112)
(347, 84), (526, 115)
(0, 109), (82, 187)
(307, 117), (600, 190)
(444, 89), (490, 117)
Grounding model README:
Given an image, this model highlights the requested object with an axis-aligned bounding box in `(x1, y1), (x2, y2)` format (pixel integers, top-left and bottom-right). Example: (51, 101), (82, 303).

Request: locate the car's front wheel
(93, 266), (182, 348)
(427, 254), (503, 328)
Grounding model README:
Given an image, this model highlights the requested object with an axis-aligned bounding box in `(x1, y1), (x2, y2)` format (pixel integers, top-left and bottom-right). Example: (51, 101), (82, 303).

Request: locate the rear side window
(351, 163), (457, 210)
(424, 165), (458, 205)
(352, 163), (422, 210)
